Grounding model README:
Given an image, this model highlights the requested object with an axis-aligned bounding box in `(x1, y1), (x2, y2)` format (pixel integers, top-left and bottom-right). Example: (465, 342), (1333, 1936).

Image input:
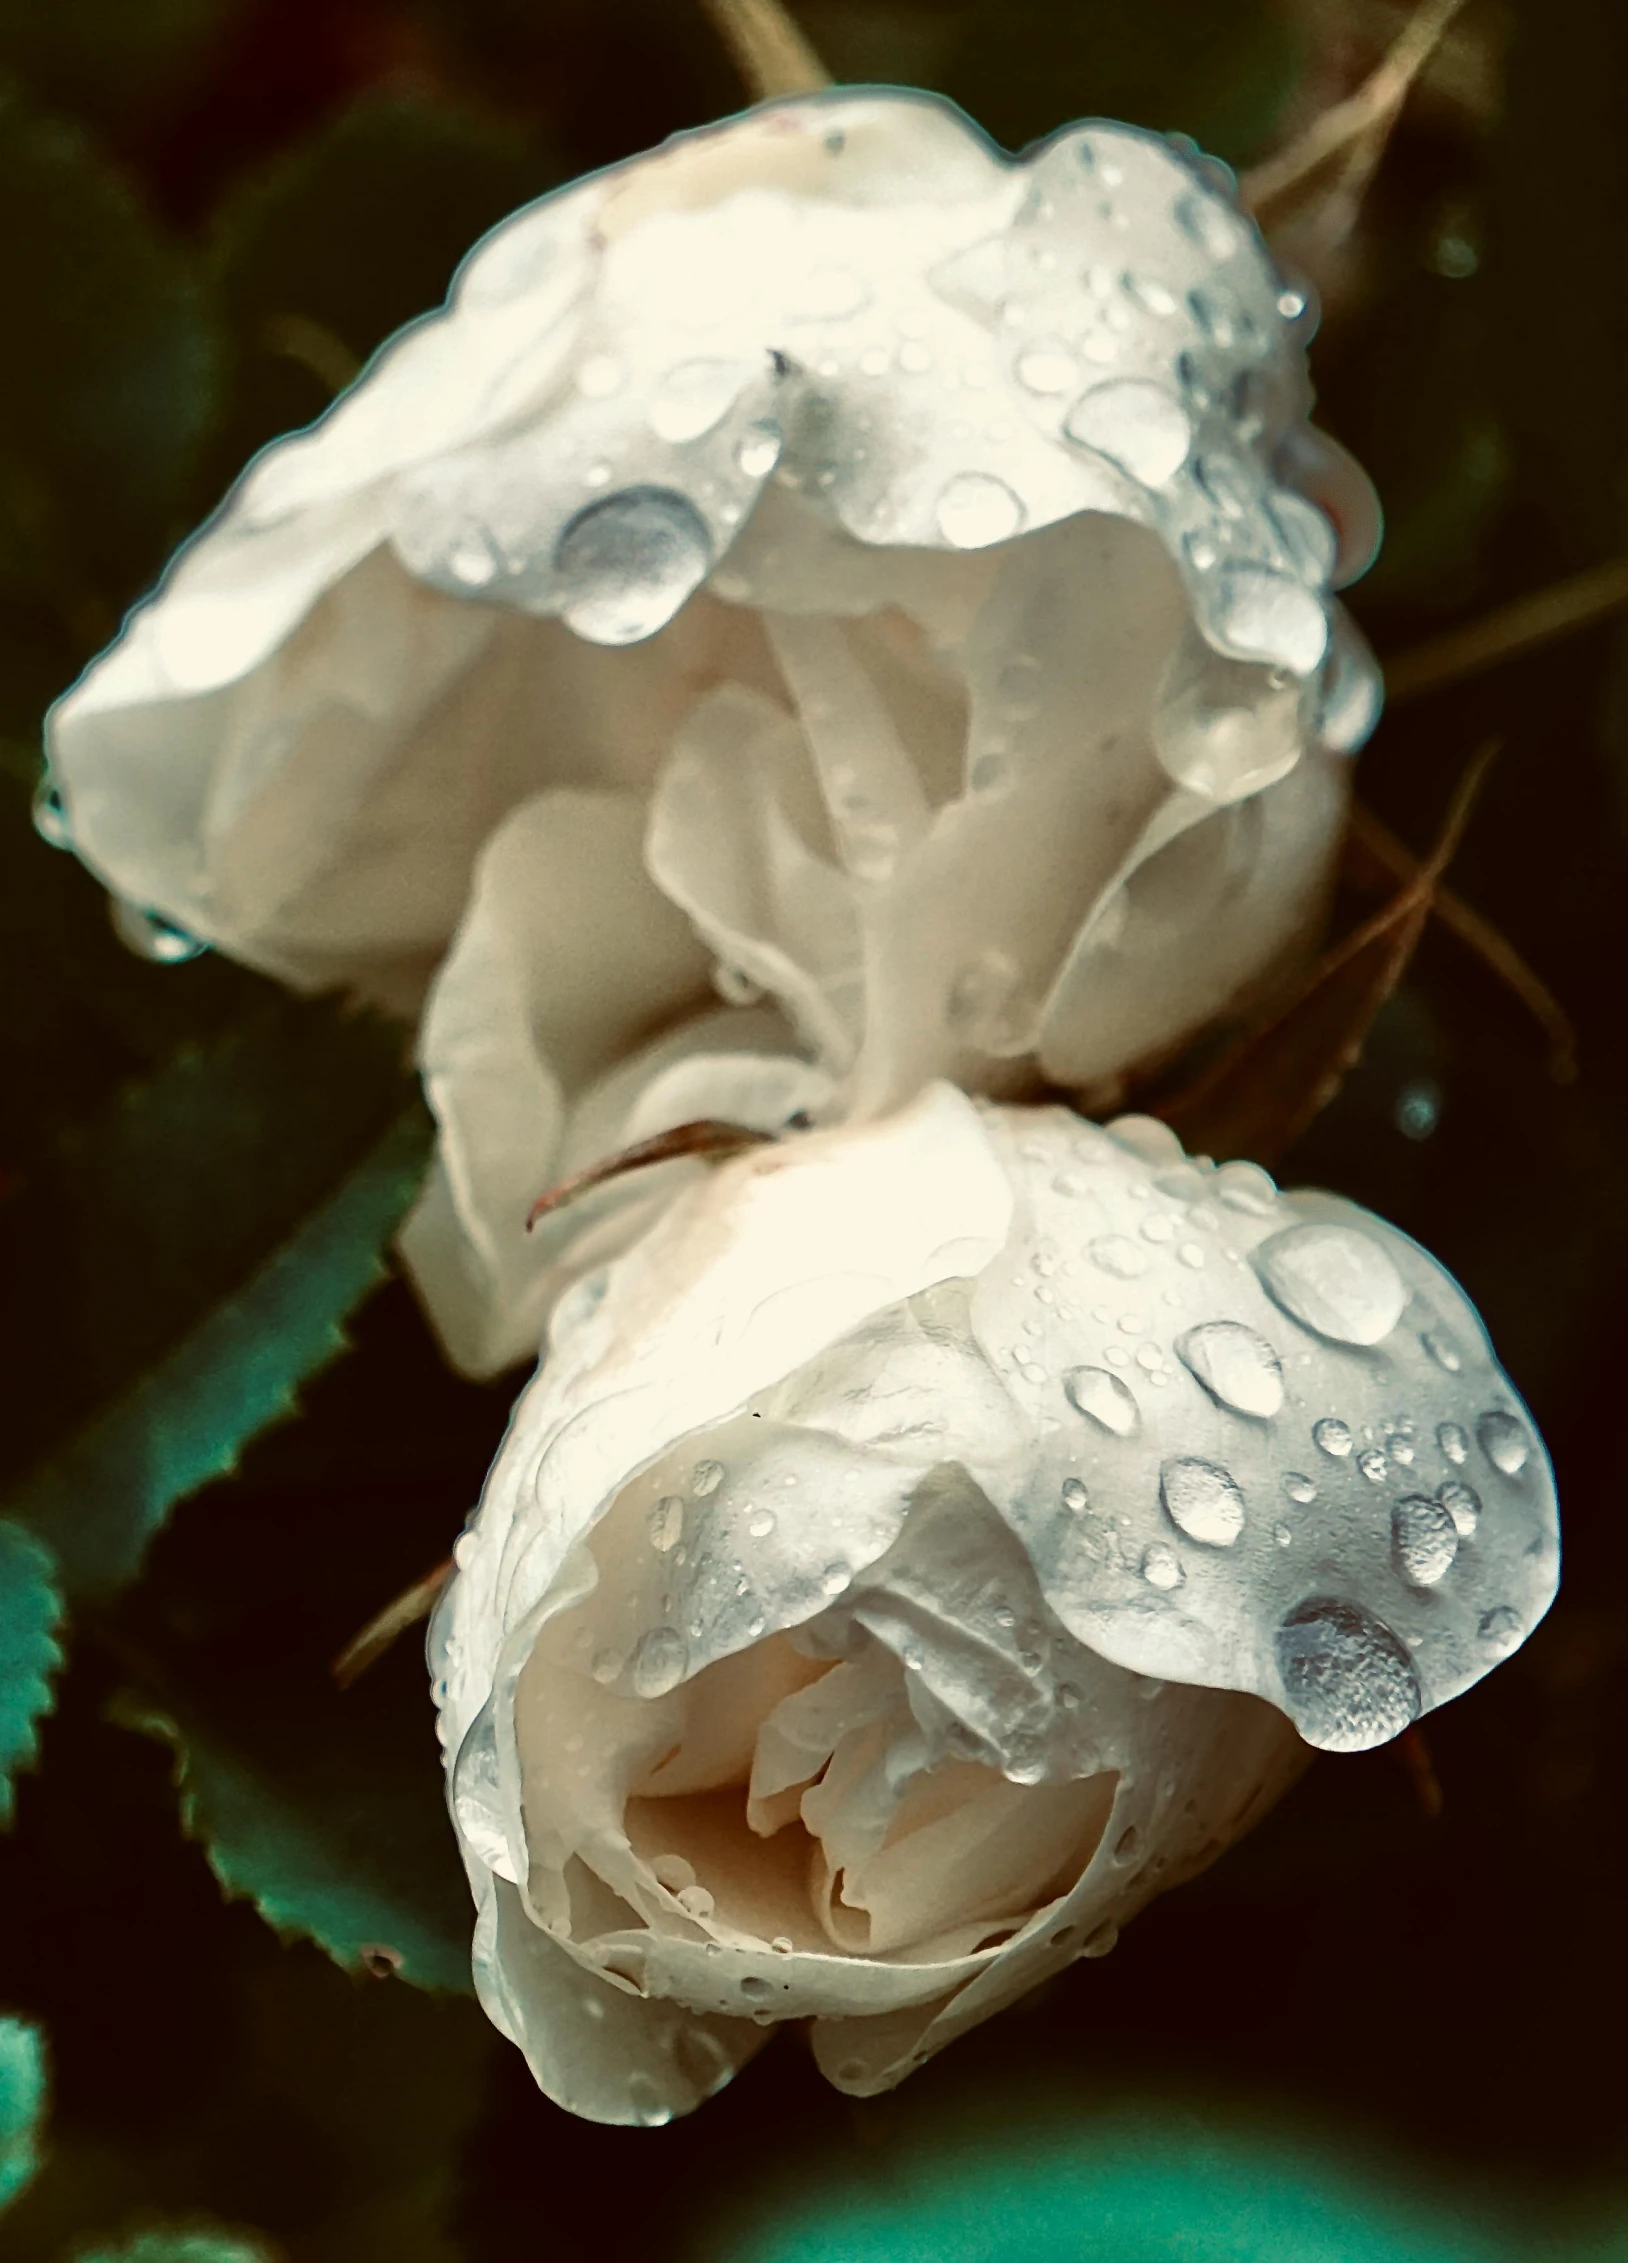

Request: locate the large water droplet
(691, 1460), (725, 1497)
(1065, 1366), (1140, 1437)
(1393, 1494), (1459, 1587)
(1478, 1410), (1531, 1476)
(1313, 1417), (1353, 1457)
(648, 358), (752, 443)
(1254, 1223), (1406, 1345)
(624, 2071), (673, 2127)
(1063, 379), (1192, 486)
(936, 471), (1025, 548)
(1160, 1456), (1246, 1546)
(1212, 563), (1329, 675)
(1437, 1422), (1469, 1466)
(1275, 1598), (1422, 1752)
(111, 899), (208, 964)
(452, 1703), (515, 1878)
(1478, 1605), (1523, 1652)
(649, 1496), (684, 1552)
(1176, 1321), (1284, 1418)
(554, 486), (713, 645)
(1438, 1480), (1481, 1537)
(1270, 488), (1338, 586)
(630, 1626), (688, 1698)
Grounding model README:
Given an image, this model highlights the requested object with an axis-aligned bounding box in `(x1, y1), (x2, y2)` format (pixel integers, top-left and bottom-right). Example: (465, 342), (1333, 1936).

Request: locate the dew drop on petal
(112, 900), (208, 964)
(630, 1626), (688, 1699)
(691, 1460), (725, 1498)
(1215, 1161), (1278, 1216)
(31, 777), (71, 849)
(1176, 1321), (1285, 1418)
(1061, 1477), (1090, 1512)
(1478, 1605), (1523, 1652)
(1174, 192), (1243, 261)
(1357, 1449), (1388, 1484)
(554, 485), (713, 645)
(1313, 1417), (1353, 1457)
(1065, 1366), (1140, 1437)
(1212, 563), (1329, 675)
(1393, 1494), (1459, 1587)
(648, 358), (750, 443)
(820, 1561), (853, 1598)
(1141, 1540), (1184, 1589)
(1016, 343), (1080, 394)
(746, 1507), (778, 1540)
(1437, 1421), (1469, 1466)
(1088, 1234), (1148, 1280)
(649, 1496), (685, 1552)
(1254, 1223), (1406, 1345)
(590, 1647), (625, 1685)
(1438, 1479), (1481, 1537)
(1063, 379), (1192, 486)
(1275, 1597), (1422, 1752)
(624, 2072), (673, 2127)
(936, 471), (1025, 547)
(1160, 1456), (1246, 1546)
(1478, 1410), (1531, 1476)
(1283, 1473), (1316, 1504)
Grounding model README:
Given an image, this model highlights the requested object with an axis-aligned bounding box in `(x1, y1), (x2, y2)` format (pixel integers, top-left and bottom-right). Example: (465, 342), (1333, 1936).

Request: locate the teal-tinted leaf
(938, 0), (1303, 167)
(0, 87), (219, 617)
(72, 2230), (274, 2263)
(207, 92), (563, 481)
(0, 2015), (45, 2212)
(0, 1523), (63, 1827)
(112, 1633), (472, 1994)
(0, 999), (430, 1599)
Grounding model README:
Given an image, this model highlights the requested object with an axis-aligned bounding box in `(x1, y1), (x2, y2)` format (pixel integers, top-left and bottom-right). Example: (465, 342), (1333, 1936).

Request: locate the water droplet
(649, 358), (751, 444)
(739, 1973), (774, 2002)
(1160, 1456), (1246, 1546)
(691, 1460), (725, 1498)
(111, 900), (208, 964)
(1283, 1473), (1316, 1504)
(31, 776), (72, 849)
(1088, 1235), (1148, 1280)
(1478, 1411), (1531, 1476)
(1273, 1521), (1293, 1546)
(452, 1704), (514, 1878)
(1176, 1320), (1284, 1418)
(1313, 1417), (1353, 1458)
(1386, 1432), (1416, 1466)
(1437, 1422), (1469, 1466)
(1212, 563), (1329, 675)
(649, 1495), (685, 1551)
(1141, 1540), (1184, 1588)
(735, 421), (783, 478)
(1114, 1823), (1141, 1859)
(936, 471), (1025, 548)
(1187, 283), (1239, 347)
(1175, 192), (1243, 261)
(554, 486), (712, 645)
(1393, 1494), (1459, 1586)
(1016, 343), (1080, 394)
(1122, 272), (1177, 317)
(1063, 379), (1192, 486)
(1061, 1476), (1090, 1512)
(1178, 1243), (1205, 1269)
(1478, 1605), (1523, 1652)
(1275, 1597), (1421, 1752)
(624, 2071), (673, 2127)
(1438, 1479), (1481, 1537)
(1271, 488), (1338, 587)
(1357, 1449), (1388, 1484)
(448, 529), (498, 587)
(590, 1647), (625, 1684)
(746, 1507), (777, 1540)
(1216, 1161), (1278, 1216)
(1422, 1329), (1463, 1373)
(1065, 1366), (1140, 1437)
(630, 1626), (688, 1699)
(820, 1561), (852, 1598)
(1254, 1223), (1406, 1345)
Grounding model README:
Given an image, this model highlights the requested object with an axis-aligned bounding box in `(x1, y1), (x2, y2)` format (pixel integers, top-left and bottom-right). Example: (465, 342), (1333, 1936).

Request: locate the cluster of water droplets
(973, 1106), (1557, 1753)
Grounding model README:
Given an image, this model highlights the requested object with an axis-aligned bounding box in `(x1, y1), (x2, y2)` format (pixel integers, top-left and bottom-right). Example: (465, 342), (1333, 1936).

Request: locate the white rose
(436, 1085), (1557, 2124)
(46, 90), (1381, 1377)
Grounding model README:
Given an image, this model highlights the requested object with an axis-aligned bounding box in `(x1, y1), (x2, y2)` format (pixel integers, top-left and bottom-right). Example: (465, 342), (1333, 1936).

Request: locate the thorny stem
(525, 1118), (775, 1231)
(1382, 555), (1628, 704)
(1241, 0), (1469, 225)
(696, 0), (832, 99)
(1348, 801), (1578, 1081)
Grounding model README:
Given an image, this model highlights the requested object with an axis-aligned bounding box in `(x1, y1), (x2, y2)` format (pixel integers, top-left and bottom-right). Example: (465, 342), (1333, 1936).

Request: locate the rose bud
(45, 91), (1381, 1375)
(435, 1087), (1556, 2122)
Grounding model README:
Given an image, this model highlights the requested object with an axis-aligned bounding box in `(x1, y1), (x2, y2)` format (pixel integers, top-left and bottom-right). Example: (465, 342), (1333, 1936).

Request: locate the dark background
(2, 1), (1627, 2256)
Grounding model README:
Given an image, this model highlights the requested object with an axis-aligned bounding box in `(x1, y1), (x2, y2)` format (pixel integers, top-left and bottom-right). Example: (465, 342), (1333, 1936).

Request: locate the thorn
(524, 1119), (775, 1232)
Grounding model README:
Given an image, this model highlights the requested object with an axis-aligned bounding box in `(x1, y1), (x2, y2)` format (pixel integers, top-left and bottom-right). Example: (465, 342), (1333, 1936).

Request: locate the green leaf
(0, 2015), (45, 2212)
(937, 0), (1303, 168)
(111, 1633), (473, 1994)
(71, 2230), (274, 2263)
(0, 999), (431, 1599)
(206, 92), (563, 484)
(0, 1523), (63, 1827)
(0, 87), (219, 620)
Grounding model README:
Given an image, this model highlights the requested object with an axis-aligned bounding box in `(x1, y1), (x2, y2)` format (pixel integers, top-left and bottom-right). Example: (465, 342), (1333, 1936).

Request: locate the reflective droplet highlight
(1160, 1456), (1245, 1547)
(554, 486), (712, 645)
(1478, 1411), (1531, 1476)
(1393, 1494), (1459, 1587)
(1063, 379), (1192, 486)
(1176, 1321), (1284, 1418)
(936, 471), (1025, 548)
(1313, 1417), (1353, 1457)
(1254, 1223), (1406, 1346)
(1275, 1597), (1421, 1752)
(630, 1626), (688, 1698)
(1064, 1366), (1140, 1437)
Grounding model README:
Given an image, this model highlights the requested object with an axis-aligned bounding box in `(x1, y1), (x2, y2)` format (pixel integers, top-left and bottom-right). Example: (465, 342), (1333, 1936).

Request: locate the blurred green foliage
(0, 0), (1624, 2259)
